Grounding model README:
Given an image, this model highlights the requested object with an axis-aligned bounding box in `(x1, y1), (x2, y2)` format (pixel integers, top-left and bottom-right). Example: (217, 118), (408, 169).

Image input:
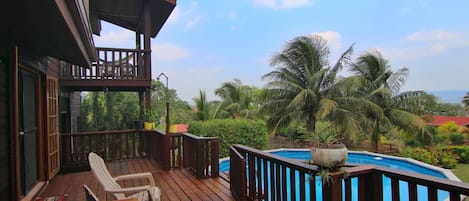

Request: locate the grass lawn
(452, 164), (469, 183)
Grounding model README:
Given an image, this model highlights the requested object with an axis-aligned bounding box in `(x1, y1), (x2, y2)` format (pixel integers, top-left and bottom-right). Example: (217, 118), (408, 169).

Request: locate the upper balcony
(60, 47), (152, 91)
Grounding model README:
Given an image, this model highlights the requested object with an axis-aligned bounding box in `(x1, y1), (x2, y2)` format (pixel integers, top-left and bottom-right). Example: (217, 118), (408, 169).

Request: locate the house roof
(426, 115), (469, 126)
(90, 0), (176, 38)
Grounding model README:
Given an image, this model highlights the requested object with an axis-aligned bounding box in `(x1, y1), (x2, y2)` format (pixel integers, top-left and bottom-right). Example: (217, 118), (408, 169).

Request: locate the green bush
(447, 145), (469, 163)
(449, 132), (465, 145)
(188, 119), (269, 157)
(402, 146), (459, 169)
(439, 150), (458, 169)
(402, 147), (438, 165)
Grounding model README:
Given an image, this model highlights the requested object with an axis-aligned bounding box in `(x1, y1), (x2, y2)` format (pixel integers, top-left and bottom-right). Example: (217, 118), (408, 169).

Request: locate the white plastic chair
(88, 152), (161, 201)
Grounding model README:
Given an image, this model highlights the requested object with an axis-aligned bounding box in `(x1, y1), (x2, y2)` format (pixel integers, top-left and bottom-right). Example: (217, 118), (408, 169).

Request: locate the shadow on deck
(39, 159), (234, 201)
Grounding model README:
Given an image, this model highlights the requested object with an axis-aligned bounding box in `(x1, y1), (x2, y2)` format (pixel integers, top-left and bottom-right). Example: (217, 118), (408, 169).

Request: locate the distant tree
(214, 78), (256, 119)
(261, 35), (372, 142)
(437, 102), (466, 116)
(350, 50), (427, 151)
(193, 90), (211, 121)
(463, 92), (469, 114)
(81, 91), (139, 131)
(151, 80), (192, 125)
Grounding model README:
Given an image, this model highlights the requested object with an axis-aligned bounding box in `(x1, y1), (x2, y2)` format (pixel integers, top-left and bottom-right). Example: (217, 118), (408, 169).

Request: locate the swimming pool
(220, 149), (460, 201)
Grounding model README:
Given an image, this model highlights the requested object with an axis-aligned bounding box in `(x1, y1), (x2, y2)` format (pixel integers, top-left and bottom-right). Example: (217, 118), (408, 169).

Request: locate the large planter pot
(134, 120), (144, 131)
(169, 124), (178, 133)
(310, 143), (347, 168)
(144, 122), (155, 130)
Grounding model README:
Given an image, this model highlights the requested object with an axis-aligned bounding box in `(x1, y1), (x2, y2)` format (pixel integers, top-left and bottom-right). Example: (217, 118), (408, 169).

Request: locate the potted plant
(143, 109), (156, 130)
(307, 131), (348, 186)
(309, 131), (347, 168)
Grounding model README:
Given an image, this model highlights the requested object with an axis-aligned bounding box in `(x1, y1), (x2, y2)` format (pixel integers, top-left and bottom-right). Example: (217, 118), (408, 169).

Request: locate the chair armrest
(105, 185), (152, 193)
(114, 172), (156, 186)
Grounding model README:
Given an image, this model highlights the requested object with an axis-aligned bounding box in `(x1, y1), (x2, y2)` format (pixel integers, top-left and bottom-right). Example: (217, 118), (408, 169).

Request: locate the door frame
(10, 46), (47, 199)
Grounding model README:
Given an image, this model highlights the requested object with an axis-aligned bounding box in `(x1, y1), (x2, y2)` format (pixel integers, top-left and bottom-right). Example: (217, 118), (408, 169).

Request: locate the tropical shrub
(188, 119), (268, 157)
(402, 146), (458, 168)
(450, 132), (465, 145)
(447, 145), (469, 163)
(402, 147), (438, 165)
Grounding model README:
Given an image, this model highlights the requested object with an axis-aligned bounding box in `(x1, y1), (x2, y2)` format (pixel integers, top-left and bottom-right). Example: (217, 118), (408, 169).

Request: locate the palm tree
(193, 90), (211, 121)
(350, 50), (427, 151)
(214, 78), (255, 119)
(261, 35), (373, 141)
(463, 92), (469, 115)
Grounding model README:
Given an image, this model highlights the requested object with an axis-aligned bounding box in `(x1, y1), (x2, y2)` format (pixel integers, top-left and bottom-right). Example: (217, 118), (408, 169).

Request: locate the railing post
(358, 172), (383, 201)
(162, 133), (171, 170)
(210, 139), (219, 177)
(196, 139), (205, 178)
(322, 172), (343, 201)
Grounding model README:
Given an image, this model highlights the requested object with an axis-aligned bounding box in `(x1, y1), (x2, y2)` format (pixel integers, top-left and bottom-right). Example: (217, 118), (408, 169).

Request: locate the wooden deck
(38, 159), (234, 201)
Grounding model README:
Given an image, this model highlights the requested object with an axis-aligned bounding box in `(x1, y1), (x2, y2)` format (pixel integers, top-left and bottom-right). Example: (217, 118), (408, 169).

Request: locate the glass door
(18, 68), (39, 195)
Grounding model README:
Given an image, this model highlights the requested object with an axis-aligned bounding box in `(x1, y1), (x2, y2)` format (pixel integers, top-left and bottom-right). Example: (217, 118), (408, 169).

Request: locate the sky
(94, 0), (469, 104)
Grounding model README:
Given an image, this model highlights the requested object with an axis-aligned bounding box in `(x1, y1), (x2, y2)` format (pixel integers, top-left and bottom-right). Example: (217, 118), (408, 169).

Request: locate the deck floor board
(39, 159), (234, 201)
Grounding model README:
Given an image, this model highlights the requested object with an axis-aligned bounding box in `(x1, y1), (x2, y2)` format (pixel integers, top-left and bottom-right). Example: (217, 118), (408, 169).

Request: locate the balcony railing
(61, 129), (219, 179)
(230, 144), (469, 201)
(61, 47), (149, 81)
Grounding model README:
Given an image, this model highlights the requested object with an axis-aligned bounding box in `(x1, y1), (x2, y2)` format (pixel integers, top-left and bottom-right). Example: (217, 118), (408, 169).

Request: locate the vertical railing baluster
(299, 171), (305, 201)
(408, 182), (417, 201)
(345, 177), (352, 201)
(427, 186), (437, 201)
(391, 177), (400, 201)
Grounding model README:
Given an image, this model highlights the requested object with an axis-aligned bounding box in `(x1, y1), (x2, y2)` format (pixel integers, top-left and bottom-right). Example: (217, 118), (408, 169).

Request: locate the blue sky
(94, 0), (469, 103)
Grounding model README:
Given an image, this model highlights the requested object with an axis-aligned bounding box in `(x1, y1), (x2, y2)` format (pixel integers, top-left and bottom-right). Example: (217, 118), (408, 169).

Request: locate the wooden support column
(138, 91), (144, 119)
(9, 45), (20, 201)
(143, 0), (151, 81)
(145, 90), (151, 110)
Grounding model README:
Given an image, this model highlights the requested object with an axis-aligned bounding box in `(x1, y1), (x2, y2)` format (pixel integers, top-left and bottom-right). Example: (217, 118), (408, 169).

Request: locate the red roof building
(426, 115), (469, 127)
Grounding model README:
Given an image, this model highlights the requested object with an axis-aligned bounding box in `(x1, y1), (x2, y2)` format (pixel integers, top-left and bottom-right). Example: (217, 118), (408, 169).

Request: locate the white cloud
(253, 0), (313, 9)
(311, 31), (343, 53)
(152, 43), (191, 61)
(93, 29), (134, 48)
(181, 2), (205, 30)
(185, 16), (203, 30)
(404, 30), (464, 43)
(381, 30), (469, 61)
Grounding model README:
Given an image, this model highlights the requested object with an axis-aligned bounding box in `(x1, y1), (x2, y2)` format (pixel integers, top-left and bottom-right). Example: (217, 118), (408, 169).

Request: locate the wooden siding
(0, 47), (11, 200)
(39, 159), (234, 201)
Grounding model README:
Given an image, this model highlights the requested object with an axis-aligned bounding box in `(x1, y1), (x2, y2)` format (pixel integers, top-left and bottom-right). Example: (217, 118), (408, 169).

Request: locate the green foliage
(450, 132), (465, 145)
(437, 121), (462, 135)
(188, 119), (268, 157)
(402, 146), (459, 169)
(81, 91), (139, 131)
(402, 147), (438, 165)
(463, 92), (469, 114)
(447, 146), (469, 163)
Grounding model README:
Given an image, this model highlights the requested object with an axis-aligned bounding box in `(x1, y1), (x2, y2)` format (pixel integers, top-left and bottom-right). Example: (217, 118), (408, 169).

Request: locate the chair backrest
(83, 185), (99, 201)
(88, 152), (121, 191)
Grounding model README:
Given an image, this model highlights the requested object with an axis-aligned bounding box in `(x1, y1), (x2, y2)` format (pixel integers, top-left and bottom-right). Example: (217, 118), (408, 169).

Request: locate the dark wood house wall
(0, 47), (12, 200)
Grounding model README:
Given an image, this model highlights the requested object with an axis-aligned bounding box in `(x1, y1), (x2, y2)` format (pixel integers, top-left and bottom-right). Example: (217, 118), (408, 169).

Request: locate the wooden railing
(182, 133), (219, 178)
(61, 129), (220, 179)
(61, 47), (149, 80)
(230, 144), (469, 201)
(230, 146), (247, 201)
(61, 130), (147, 172)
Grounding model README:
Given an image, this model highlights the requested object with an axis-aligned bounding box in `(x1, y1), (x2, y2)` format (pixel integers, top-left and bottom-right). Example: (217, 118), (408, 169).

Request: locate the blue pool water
(220, 150), (449, 201)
